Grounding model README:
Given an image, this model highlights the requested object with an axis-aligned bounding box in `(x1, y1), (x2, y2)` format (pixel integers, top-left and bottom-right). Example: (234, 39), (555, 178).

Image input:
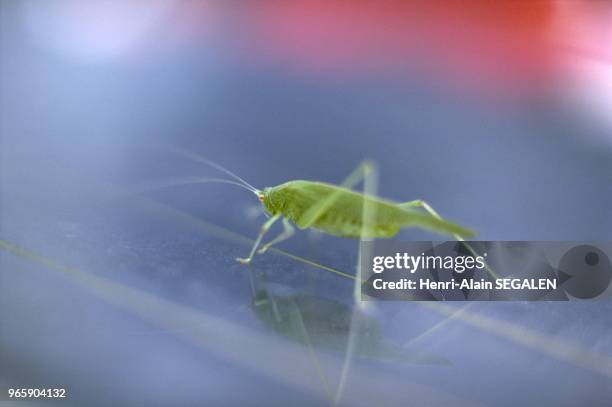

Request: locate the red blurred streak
(145, 1), (612, 98)
(551, 1), (612, 64)
(238, 1), (555, 95)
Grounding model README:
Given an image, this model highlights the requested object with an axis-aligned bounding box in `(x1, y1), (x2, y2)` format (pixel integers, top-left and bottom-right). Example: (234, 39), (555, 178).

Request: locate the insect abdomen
(268, 181), (407, 238)
(267, 180), (473, 239)
(308, 210), (399, 238)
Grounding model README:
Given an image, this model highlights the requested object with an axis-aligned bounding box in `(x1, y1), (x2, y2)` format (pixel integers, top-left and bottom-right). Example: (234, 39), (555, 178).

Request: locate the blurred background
(1, 1), (612, 406)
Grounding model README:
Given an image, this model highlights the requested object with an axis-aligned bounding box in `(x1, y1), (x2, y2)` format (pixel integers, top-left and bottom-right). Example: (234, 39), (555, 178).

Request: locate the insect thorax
(262, 183), (301, 218)
(261, 186), (283, 215)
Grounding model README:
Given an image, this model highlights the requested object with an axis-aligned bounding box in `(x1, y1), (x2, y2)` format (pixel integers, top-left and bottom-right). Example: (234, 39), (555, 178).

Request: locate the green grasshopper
(144, 148), (474, 264)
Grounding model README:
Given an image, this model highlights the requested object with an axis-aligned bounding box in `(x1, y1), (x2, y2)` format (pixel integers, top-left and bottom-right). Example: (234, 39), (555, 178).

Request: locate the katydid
(142, 148), (475, 264)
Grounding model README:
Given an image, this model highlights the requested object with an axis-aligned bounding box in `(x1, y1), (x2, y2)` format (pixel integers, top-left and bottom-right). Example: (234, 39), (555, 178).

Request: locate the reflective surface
(2, 2), (612, 406)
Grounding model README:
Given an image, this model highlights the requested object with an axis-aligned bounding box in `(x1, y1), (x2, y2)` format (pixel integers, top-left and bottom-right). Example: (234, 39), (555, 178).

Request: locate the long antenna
(131, 177), (259, 195)
(166, 146), (259, 193)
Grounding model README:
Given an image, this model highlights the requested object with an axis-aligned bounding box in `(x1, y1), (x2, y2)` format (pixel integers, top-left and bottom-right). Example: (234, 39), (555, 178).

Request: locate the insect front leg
(257, 217), (295, 254)
(236, 214), (281, 264)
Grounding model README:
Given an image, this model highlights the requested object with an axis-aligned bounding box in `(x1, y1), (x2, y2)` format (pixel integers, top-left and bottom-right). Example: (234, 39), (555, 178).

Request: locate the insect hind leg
(399, 199), (464, 241)
(400, 200), (442, 219)
(398, 199), (465, 242)
(401, 200), (498, 278)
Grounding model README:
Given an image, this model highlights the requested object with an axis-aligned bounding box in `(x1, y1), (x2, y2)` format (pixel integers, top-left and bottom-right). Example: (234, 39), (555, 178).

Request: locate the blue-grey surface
(1, 3), (612, 407)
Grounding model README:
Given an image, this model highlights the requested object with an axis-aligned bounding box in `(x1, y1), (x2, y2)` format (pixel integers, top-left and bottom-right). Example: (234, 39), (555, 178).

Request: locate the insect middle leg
(257, 217), (295, 254)
(236, 214), (281, 264)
